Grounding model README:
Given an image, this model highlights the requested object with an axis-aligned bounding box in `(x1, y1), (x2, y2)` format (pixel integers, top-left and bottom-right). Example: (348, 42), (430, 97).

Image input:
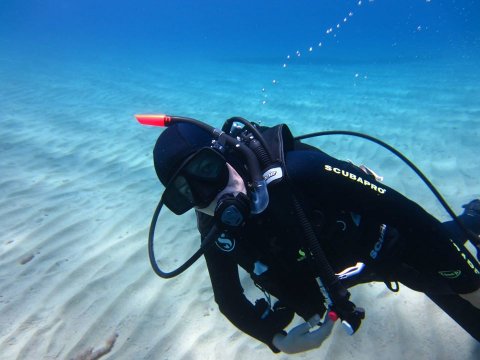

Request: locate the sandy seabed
(0, 55), (479, 359)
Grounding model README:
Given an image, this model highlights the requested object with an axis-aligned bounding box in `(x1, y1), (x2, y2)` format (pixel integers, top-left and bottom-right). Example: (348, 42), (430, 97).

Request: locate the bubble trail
(260, 1), (374, 106)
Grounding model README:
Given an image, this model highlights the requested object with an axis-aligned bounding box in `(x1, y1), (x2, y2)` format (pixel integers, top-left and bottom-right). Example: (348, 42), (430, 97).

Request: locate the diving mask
(162, 147), (229, 215)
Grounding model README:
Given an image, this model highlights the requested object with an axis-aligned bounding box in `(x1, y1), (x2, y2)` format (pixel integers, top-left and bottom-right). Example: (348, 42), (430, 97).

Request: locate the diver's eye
(174, 176), (193, 201)
(197, 160), (219, 176)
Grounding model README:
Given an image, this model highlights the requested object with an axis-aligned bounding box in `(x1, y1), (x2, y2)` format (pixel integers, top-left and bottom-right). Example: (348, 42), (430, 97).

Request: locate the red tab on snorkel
(135, 114), (172, 127)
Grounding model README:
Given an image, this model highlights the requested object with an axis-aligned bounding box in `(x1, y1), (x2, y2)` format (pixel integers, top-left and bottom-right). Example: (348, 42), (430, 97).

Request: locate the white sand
(0, 55), (479, 359)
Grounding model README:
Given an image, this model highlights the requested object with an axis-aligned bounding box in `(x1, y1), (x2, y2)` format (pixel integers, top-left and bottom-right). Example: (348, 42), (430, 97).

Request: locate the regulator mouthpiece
(250, 179), (269, 214)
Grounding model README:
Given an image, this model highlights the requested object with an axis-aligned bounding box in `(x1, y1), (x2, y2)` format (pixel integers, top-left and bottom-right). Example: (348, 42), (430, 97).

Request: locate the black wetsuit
(196, 148), (480, 352)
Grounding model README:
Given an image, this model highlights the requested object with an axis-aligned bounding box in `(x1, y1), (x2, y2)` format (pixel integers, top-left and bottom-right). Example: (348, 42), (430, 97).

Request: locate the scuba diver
(136, 114), (480, 354)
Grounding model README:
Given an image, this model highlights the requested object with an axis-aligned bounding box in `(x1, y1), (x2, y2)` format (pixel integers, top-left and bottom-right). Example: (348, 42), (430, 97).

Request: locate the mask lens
(184, 151), (225, 180)
(162, 148), (229, 215)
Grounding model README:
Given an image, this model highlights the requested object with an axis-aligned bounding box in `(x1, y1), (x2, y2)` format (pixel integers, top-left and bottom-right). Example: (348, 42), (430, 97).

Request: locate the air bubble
(259, 5), (371, 107)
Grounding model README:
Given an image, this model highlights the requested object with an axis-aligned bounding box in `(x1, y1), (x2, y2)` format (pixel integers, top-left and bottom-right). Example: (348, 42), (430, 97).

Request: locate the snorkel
(136, 114), (271, 279)
(134, 114), (263, 279)
(136, 114), (269, 214)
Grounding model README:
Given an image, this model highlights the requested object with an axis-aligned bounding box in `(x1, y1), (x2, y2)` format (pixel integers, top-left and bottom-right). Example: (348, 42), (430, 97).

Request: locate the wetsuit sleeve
(203, 246), (286, 352)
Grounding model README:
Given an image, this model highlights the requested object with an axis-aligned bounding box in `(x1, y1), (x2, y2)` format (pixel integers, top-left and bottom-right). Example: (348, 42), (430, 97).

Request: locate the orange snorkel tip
(135, 114), (172, 127)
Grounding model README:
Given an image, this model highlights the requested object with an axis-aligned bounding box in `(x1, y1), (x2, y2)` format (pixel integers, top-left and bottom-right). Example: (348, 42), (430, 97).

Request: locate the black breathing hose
(148, 198), (221, 278)
(246, 125), (347, 299)
(245, 124), (360, 330)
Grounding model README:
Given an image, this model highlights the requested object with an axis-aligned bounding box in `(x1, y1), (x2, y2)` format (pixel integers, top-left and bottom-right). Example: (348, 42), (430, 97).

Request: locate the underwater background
(1, 1), (479, 359)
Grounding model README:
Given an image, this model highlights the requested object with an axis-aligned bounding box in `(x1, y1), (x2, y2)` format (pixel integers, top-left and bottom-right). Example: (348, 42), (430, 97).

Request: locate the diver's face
(195, 163), (246, 216)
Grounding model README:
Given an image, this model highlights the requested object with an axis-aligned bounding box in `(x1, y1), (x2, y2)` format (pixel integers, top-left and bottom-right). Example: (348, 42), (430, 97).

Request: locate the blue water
(2, 0), (479, 112)
(1, 0), (479, 59)
(0, 1), (479, 359)
(1, 0), (479, 123)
